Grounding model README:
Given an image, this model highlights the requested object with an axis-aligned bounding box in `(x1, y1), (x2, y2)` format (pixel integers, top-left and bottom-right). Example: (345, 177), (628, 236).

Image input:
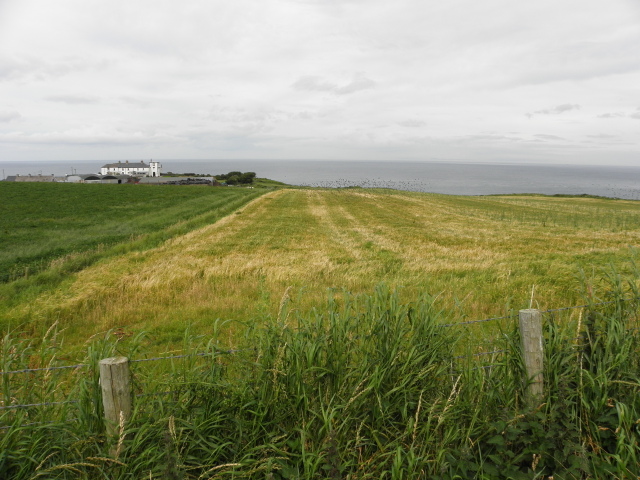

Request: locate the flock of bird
(292, 178), (640, 200)
(294, 177), (434, 193)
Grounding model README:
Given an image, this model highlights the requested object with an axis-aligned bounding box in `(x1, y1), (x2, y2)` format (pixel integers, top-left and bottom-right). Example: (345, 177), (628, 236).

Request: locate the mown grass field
(2, 186), (639, 348)
(1, 184), (640, 479)
(0, 182), (269, 283)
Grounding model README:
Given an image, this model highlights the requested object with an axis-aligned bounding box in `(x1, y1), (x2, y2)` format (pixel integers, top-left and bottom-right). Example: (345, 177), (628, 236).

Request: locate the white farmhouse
(100, 160), (162, 177)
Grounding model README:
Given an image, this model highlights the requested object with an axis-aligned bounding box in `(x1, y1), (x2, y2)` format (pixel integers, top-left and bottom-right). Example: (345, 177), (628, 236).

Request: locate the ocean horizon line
(2, 159), (639, 200)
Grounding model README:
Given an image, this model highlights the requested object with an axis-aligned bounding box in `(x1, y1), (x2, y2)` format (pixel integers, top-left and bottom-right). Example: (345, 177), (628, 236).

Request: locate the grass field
(1, 186), (639, 350)
(0, 182), (270, 283)
(1, 184), (639, 478)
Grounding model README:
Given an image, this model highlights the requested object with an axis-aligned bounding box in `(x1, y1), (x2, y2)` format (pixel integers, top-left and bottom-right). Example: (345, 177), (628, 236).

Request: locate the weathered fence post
(518, 309), (544, 405)
(99, 356), (132, 448)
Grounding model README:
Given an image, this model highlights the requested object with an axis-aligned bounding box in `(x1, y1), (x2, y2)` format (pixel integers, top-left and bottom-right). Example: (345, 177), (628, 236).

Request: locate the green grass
(0, 182), (269, 283)
(1, 182), (639, 477)
(1, 281), (638, 479)
(253, 177), (290, 188)
(2, 187), (639, 350)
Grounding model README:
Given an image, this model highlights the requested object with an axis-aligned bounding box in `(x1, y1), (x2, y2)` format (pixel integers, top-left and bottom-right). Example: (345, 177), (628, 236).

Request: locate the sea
(2, 159), (639, 200)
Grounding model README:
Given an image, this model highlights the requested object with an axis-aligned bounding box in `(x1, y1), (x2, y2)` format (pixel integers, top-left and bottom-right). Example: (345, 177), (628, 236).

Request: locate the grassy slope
(0, 182), (268, 281)
(0, 183), (269, 337)
(2, 187), (638, 349)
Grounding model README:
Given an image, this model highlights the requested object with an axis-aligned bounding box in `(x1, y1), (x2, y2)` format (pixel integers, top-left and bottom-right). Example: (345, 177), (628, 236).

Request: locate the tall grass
(1, 269), (639, 479)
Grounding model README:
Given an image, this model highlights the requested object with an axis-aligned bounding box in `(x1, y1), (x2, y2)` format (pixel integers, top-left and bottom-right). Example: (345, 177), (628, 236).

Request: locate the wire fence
(1, 298), (638, 431)
(0, 300), (630, 377)
(0, 349), (243, 377)
(0, 363), (88, 376)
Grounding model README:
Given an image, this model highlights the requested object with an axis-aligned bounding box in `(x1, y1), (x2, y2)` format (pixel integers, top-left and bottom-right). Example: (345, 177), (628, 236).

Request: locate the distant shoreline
(2, 160), (639, 200)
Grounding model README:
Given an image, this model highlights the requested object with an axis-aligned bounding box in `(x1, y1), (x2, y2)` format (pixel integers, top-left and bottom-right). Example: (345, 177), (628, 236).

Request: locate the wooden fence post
(99, 356), (132, 441)
(518, 309), (544, 405)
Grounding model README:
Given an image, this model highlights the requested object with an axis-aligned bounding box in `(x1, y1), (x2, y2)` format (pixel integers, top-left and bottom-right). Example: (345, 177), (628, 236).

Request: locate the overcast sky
(1, 0), (639, 165)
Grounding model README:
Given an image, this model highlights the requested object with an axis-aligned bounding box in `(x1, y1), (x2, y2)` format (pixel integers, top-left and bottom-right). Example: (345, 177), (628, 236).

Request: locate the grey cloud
(398, 120), (426, 128)
(119, 96), (151, 108)
(535, 104), (581, 115)
(292, 73), (376, 95)
(586, 134), (617, 139)
(0, 55), (109, 82)
(597, 112), (625, 119)
(582, 134), (631, 146)
(597, 108), (640, 119)
(45, 95), (100, 105)
(294, 111), (314, 120)
(511, 36), (640, 86)
(552, 104), (581, 113)
(0, 57), (31, 81)
(209, 105), (281, 124)
(207, 104), (285, 136)
(457, 134), (522, 143)
(526, 104), (581, 118)
(0, 131), (183, 146)
(334, 74), (376, 95)
(534, 134), (565, 141)
(289, 108), (335, 121)
(0, 110), (21, 123)
(229, 122), (274, 136)
(293, 76), (339, 93)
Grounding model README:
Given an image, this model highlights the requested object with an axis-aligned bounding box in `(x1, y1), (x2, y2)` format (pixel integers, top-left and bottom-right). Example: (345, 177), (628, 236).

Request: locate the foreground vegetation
(1, 279), (639, 479)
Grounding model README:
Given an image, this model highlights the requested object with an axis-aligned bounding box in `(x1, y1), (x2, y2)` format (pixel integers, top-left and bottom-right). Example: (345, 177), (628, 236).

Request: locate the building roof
(70, 174), (132, 179)
(102, 161), (148, 169)
(138, 176), (214, 184)
(13, 174), (57, 182)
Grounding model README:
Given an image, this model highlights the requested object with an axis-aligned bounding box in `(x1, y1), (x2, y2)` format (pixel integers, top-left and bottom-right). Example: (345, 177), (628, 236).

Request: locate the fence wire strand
(1, 299), (638, 420)
(131, 352), (213, 363)
(440, 314), (515, 328)
(0, 421), (57, 431)
(454, 350), (508, 360)
(439, 297), (638, 330)
(136, 390), (178, 398)
(0, 349), (245, 376)
(0, 363), (87, 376)
(0, 400), (77, 411)
(130, 348), (245, 364)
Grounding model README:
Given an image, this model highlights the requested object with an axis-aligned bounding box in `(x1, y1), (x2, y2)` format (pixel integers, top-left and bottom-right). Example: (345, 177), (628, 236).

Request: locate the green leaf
(487, 435), (506, 446)
(482, 463), (500, 476)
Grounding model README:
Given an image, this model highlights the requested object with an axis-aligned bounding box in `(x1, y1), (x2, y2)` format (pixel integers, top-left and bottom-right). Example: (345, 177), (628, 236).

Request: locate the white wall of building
(149, 161), (162, 177)
(100, 161), (161, 177)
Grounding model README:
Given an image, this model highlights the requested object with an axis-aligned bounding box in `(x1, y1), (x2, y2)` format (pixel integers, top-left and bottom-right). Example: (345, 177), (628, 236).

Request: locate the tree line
(215, 171), (256, 185)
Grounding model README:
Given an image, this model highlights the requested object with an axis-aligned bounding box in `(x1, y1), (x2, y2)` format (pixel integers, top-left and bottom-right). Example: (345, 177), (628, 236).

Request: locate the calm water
(2, 160), (639, 200)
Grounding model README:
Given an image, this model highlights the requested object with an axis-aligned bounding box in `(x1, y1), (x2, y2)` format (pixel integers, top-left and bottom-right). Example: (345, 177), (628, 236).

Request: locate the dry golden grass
(7, 189), (640, 347)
